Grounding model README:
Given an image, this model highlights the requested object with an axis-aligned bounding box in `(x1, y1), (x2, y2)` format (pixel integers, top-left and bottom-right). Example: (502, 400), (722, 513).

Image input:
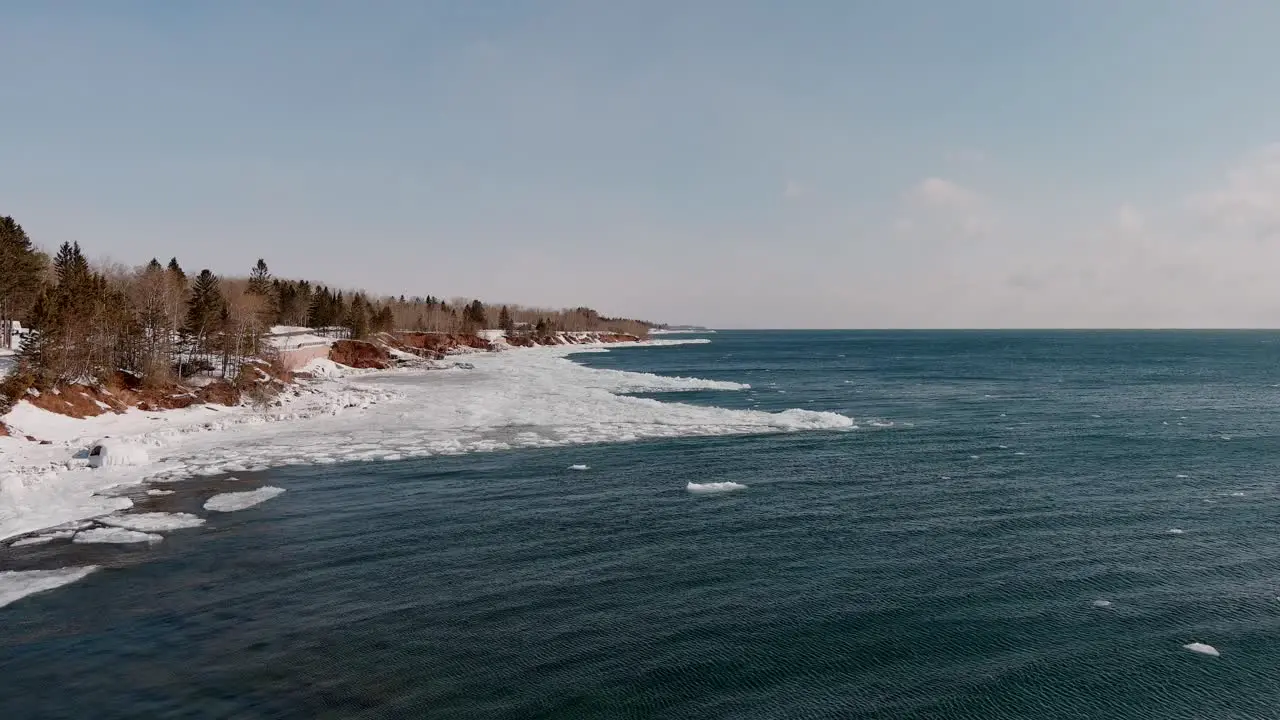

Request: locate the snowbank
(87, 439), (150, 468)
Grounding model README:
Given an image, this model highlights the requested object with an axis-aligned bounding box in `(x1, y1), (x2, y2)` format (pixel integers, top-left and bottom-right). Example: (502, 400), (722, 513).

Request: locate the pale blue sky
(5, 1), (1280, 327)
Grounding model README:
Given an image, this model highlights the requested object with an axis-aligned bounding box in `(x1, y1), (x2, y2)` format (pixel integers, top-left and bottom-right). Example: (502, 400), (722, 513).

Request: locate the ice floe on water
(203, 486), (286, 512)
(10, 535), (54, 547)
(686, 481), (747, 494)
(1167, 528), (1186, 535)
(1091, 600), (1112, 608)
(0, 566), (99, 609)
(1183, 642), (1219, 657)
(73, 527), (163, 545)
(98, 512), (205, 532)
(568, 464), (590, 471)
(146, 489), (174, 496)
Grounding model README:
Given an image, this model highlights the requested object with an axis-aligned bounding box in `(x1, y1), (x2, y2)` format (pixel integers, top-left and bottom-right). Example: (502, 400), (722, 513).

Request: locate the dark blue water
(6, 331), (1280, 719)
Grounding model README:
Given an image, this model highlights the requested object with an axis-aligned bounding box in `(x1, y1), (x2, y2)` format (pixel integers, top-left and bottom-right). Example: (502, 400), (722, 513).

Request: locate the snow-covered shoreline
(1, 338), (853, 545)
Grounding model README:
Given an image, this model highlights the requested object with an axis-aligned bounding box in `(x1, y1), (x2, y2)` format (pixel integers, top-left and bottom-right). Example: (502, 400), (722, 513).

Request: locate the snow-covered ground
(1, 339), (853, 545)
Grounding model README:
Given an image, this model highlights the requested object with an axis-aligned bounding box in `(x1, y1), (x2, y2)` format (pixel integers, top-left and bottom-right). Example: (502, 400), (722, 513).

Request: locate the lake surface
(5, 331), (1280, 719)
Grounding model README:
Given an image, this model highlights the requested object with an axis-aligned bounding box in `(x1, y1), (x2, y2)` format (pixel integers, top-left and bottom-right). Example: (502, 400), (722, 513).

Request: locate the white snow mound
(0, 566), (99, 609)
(203, 486), (286, 512)
(87, 439), (150, 468)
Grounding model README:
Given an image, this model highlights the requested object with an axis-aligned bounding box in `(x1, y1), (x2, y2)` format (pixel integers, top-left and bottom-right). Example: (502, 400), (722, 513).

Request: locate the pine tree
(184, 270), (224, 358)
(146, 258), (163, 272)
(345, 294), (370, 339)
(167, 257), (186, 282)
(248, 259), (271, 295)
(498, 305), (514, 336)
(0, 216), (45, 349)
(53, 242), (89, 287)
(465, 300), (487, 329)
(373, 305), (395, 333)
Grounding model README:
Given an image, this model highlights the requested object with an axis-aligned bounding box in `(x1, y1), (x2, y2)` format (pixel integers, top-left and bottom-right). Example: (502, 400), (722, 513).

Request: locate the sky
(5, 1), (1280, 328)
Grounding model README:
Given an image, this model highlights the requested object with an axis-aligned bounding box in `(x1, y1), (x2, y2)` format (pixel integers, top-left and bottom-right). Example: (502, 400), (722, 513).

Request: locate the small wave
(686, 482), (747, 494)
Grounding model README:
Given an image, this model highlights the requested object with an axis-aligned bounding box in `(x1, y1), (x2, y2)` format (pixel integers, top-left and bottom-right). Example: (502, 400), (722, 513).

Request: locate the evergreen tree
(498, 305), (514, 336)
(535, 318), (549, 336)
(146, 258), (163, 272)
(53, 242), (89, 287)
(248, 259), (271, 295)
(345, 294), (370, 339)
(0, 216), (45, 349)
(465, 299), (487, 329)
(184, 270), (224, 354)
(373, 305), (395, 333)
(167, 257), (186, 282)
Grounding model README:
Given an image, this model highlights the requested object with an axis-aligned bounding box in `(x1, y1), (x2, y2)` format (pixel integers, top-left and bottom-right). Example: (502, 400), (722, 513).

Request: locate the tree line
(0, 215), (653, 399)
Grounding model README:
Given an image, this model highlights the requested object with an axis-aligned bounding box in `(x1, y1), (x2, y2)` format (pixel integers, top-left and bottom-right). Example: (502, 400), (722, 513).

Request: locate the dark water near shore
(6, 331), (1280, 718)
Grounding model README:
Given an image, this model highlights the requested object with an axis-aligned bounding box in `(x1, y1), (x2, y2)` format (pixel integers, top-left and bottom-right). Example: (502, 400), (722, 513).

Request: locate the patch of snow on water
(1183, 642), (1219, 657)
(0, 566), (99, 609)
(686, 481), (747, 494)
(98, 512), (205, 532)
(72, 527), (162, 544)
(146, 489), (174, 496)
(203, 486), (286, 512)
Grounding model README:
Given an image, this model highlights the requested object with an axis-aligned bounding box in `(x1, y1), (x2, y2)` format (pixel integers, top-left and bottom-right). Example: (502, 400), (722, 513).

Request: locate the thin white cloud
(1116, 203), (1145, 234)
(783, 179), (804, 198)
(1189, 143), (1280, 240)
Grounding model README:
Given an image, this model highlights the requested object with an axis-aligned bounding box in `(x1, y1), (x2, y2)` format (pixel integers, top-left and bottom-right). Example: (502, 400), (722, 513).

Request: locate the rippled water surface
(5, 331), (1280, 719)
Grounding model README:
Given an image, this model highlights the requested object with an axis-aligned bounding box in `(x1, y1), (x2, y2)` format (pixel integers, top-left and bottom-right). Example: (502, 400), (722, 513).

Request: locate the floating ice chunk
(568, 464), (590, 471)
(73, 527), (163, 544)
(686, 481), (747, 494)
(1183, 642), (1219, 657)
(10, 536), (54, 548)
(1175, 474), (1189, 479)
(1167, 528), (1186, 535)
(0, 566), (99, 609)
(146, 489), (175, 496)
(969, 455), (980, 460)
(1013, 452), (1026, 456)
(1091, 599), (1113, 608)
(1230, 492), (1245, 497)
(98, 512), (205, 532)
(203, 486), (286, 512)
